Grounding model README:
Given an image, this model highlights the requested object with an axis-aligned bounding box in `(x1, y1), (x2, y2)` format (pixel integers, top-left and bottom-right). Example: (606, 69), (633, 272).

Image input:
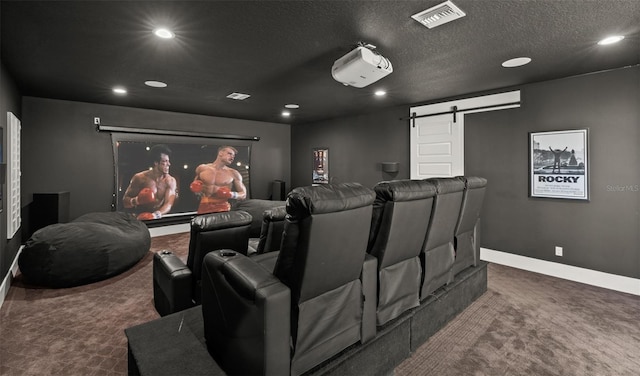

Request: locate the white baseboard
(481, 247), (640, 296)
(0, 245), (23, 309)
(5, 242), (633, 309)
(148, 223), (190, 237)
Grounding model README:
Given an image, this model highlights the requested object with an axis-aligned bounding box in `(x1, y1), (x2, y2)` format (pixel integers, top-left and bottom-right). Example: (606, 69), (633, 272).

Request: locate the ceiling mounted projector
(331, 45), (393, 88)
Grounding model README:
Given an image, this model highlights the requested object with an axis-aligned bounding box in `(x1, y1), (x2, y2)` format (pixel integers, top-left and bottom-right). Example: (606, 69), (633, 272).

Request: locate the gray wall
(465, 66), (639, 279)
(4, 65), (638, 284)
(21, 97), (291, 221)
(291, 104), (410, 189)
(291, 66), (639, 279)
(1, 60), (23, 281)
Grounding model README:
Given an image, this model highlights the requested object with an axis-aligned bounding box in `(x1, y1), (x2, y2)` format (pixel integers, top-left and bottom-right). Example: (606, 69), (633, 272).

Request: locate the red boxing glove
(137, 212), (157, 221)
(216, 186), (234, 199)
(190, 180), (203, 193)
(138, 211), (161, 220)
(136, 188), (155, 205)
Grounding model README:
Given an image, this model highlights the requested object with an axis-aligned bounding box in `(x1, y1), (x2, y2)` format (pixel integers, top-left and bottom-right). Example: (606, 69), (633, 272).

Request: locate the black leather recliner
(420, 177), (465, 300)
(200, 183), (377, 376)
(451, 176), (487, 276)
(252, 205), (287, 255)
(236, 199), (286, 254)
(153, 210), (252, 316)
(367, 179), (437, 325)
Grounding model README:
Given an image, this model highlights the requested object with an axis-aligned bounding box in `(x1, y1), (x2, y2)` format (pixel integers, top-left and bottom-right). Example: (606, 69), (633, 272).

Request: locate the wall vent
(411, 1), (466, 29)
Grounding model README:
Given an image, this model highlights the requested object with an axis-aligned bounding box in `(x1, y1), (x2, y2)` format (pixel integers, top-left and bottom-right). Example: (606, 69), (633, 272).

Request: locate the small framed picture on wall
(529, 129), (589, 200)
(312, 148), (329, 184)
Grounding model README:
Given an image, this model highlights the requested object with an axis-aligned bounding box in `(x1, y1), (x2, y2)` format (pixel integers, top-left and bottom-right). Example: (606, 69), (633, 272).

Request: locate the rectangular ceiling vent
(411, 1), (466, 29)
(226, 92), (251, 100)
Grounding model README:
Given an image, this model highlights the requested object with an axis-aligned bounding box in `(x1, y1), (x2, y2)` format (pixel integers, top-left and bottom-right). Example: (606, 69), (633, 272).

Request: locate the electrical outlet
(94, 117), (100, 125)
(555, 246), (563, 257)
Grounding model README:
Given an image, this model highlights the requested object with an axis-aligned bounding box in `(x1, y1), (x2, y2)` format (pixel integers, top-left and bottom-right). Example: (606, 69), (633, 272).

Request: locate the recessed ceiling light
(154, 28), (175, 39)
(282, 111), (291, 117)
(374, 90), (387, 96)
(597, 35), (624, 45)
(145, 80), (167, 88)
(502, 57), (532, 68)
(285, 104), (300, 109)
(113, 87), (127, 95)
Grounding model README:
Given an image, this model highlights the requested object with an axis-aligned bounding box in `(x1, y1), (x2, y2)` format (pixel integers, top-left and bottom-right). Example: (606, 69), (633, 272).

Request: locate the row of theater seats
(368, 177), (486, 326)
(153, 176), (486, 376)
(153, 203), (287, 314)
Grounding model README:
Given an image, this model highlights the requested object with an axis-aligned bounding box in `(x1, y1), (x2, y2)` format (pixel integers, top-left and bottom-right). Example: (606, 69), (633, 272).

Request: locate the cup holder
(220, 251), (237, 257)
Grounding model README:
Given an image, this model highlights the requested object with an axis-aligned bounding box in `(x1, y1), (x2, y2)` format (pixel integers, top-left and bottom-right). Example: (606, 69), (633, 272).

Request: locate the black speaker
(0, 163), (6, 184)
(30, 192), (70, 236)
(271, 180), (286, 201)
(381, 162), (399, 173)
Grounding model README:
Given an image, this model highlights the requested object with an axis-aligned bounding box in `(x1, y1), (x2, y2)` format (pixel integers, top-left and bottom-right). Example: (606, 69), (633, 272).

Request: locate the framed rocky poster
(529, 129), (589, 200)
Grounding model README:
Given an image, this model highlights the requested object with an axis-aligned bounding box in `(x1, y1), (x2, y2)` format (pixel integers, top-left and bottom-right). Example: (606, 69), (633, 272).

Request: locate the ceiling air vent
(411, 1), (466, 29)
(226, 92), (251, 100)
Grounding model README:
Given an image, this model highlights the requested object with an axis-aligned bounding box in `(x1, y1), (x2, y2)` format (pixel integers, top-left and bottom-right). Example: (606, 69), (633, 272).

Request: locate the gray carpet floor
(1, 232), (639, 375)
(395, 263), (640, 376)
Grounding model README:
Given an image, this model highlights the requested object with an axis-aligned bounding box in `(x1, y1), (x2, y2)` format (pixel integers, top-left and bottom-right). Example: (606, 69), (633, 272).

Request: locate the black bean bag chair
(19, 212), (151, 288)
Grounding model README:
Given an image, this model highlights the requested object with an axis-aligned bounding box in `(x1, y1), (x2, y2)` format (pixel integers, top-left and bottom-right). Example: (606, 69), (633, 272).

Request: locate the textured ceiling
(1, 0), (639, 125)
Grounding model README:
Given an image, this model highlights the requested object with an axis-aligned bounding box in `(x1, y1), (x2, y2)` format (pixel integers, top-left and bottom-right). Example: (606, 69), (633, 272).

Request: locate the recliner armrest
(201, 250), (291, 376)
(153, 250), (193, 316)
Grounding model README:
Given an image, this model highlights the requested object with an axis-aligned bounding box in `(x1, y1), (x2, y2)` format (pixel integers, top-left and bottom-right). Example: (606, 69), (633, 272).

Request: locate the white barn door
(410, 114), (463, 179)
(410, 91), (521, 179)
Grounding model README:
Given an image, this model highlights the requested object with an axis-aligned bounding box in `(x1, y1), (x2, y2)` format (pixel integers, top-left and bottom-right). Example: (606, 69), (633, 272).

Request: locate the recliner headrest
(191, 210), (252, 231)
(458, 176), (487, 189)
(425, 178), (465, 194)
(286, 182), (375, 217)
(374, 179), (437, 202)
